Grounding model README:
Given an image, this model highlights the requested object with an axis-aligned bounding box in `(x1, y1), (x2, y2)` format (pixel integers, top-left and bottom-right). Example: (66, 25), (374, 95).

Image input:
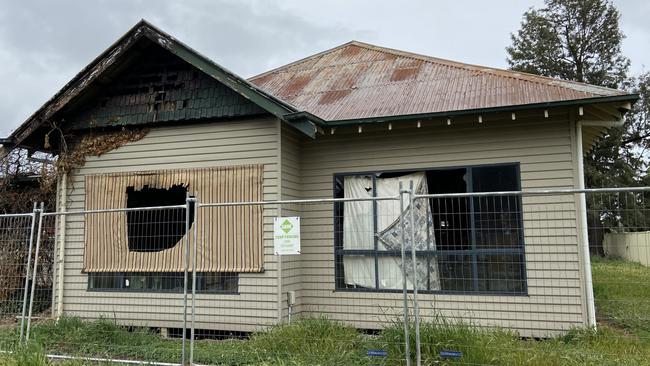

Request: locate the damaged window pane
(334, 163), (526, 295)
(126, 184), (194, 252)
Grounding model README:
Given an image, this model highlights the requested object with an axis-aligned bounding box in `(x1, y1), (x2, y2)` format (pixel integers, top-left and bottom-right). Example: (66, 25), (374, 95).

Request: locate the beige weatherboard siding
(55, 117), (282, 332)
(54, 111), (587, 338)
(288, 111), (586, 338)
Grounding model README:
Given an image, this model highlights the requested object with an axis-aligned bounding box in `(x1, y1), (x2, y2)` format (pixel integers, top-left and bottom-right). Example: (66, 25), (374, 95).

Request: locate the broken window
(334, 163), (526, 294)
(125, 184), (194, 252)
(88, 272), (238, 293)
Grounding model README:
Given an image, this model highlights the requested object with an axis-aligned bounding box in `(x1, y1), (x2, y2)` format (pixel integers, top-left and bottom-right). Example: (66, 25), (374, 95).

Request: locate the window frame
(333, 162), (528, 296)
(87, 272), (240, 295)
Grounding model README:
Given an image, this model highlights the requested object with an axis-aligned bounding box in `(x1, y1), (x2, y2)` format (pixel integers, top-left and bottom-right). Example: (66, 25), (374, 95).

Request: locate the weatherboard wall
(279, 125), (305, 322)
(54, 111), (587, 337)
(289, 112), (586, 337)
(57, 117), (281, 332)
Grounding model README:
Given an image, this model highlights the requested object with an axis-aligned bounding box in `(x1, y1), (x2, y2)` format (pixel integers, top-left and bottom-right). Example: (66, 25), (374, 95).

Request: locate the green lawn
(1, 257), (649, 365)
(592, 256), (650, 340)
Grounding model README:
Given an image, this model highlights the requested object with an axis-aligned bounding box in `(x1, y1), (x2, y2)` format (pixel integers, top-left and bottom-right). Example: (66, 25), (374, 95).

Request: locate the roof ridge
(248, 41), (357, 81)
(347, 41), (622, 96)
(250, 39), (623, 97)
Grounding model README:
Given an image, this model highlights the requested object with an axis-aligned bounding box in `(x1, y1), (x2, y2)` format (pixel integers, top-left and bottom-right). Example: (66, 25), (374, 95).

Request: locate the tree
(507, 0), (650, 253)
(507, 0), (643, 189)
(507, 0), (629, 89)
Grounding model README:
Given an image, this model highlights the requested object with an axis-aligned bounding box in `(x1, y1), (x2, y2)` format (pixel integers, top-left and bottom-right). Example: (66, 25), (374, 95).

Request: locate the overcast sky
(0, 0), (648, 136)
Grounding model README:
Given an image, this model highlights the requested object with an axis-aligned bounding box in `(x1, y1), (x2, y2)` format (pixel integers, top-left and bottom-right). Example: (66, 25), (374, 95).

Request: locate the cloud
(0, 0), (362, 135)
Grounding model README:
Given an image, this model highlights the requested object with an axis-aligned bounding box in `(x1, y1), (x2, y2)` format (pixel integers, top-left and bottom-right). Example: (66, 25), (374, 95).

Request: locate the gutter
(277, 94), (636, 138)
(321, 94), (639, 127)
(283, 111), (327, 138)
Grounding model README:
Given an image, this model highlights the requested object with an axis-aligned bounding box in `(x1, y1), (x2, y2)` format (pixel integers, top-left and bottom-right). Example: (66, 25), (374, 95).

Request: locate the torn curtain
(343, 172), (440, 290)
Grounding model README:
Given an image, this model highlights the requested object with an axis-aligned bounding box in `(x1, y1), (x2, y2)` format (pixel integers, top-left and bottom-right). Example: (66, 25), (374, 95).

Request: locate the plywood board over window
(83, 165), (264, 273)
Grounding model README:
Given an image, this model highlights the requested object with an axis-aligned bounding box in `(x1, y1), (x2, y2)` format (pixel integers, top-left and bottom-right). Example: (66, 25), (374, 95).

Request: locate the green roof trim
(314, 94), (639, 127)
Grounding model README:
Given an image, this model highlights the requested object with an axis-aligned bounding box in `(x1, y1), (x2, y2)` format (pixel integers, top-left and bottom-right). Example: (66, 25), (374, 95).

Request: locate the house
(2, 20), (637, 338)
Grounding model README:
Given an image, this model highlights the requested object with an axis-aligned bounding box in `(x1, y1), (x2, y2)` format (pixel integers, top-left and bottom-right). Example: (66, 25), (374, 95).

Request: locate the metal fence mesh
(0, 213), (34, 352)
(0, 188), (650, 365)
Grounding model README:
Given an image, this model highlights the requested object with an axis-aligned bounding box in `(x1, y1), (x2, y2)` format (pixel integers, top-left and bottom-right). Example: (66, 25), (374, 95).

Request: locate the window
(125, 184), (194, 252)
(88, 272), (238, 293)
(334, 163), (526, 294)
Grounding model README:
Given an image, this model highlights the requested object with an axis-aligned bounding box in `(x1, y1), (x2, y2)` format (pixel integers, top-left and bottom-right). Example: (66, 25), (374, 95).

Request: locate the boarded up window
(83, 165), (263, 273)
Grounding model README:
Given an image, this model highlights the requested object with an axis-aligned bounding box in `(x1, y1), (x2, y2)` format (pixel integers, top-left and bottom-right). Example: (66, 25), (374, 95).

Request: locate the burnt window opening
(126, 184), (194, 252)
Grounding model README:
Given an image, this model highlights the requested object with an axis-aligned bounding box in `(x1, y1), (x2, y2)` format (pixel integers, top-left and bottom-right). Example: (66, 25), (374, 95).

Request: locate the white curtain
(342, 176), (375, 288)
(343, 173), (440, 290)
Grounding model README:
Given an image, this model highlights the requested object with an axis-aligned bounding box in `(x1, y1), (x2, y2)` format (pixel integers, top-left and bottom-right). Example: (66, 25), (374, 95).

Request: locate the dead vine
(39, 126), (150, 196)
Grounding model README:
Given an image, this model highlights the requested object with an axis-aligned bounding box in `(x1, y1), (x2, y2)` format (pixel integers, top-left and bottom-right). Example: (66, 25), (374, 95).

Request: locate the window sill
(86, 288), (240, 295)
(333, 287), (529, 297)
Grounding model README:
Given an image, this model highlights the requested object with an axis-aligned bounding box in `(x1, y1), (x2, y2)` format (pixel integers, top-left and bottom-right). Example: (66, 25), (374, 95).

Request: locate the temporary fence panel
(35, 205), (190, 365)
(1, 187), (650, 365)
(586, 189), (650, 345)
(0, 211), (37, 351)
(190, 195), (409, 365)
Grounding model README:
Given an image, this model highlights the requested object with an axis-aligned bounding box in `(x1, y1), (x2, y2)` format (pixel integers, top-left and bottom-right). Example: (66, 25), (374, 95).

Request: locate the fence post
(182, 196), (191, 365)
(408, 181), (421, 366)
(277, 203), (283, 325)
(19, 203), (38, 342)
(399, 182), (411, 366)
(190, 197), (198, 365)
(25, 202), (44, 341)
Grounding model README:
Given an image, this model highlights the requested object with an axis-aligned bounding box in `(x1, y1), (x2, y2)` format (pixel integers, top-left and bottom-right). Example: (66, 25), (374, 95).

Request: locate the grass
(592, 256), (650, 340)
(0, 257), (649, 365)
(2, 317), (649, 365)
(0, 344), (88, 366)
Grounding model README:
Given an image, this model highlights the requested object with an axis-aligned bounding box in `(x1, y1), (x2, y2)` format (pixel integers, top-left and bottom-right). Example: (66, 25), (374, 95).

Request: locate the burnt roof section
(62, 39), (268, 130)
(249, 41), (635, 122)
(6, 20), (314, 150)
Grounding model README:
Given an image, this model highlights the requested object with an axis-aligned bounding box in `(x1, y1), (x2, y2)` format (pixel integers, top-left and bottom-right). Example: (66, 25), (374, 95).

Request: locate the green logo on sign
(281, 219), (293, 234)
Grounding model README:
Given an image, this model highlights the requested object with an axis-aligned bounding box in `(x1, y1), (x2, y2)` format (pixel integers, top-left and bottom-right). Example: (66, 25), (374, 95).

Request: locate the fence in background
(0, 187), (649, 365)
(603, 232), (650, 266)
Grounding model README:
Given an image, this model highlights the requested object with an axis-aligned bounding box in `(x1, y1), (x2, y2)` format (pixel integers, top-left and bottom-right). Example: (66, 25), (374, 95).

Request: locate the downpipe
(576, 118), (624, 328)
(576, 120), (595, 328)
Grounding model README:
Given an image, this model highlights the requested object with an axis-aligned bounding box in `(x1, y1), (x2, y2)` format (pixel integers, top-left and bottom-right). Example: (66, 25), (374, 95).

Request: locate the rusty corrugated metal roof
(249, 41), (628, 121)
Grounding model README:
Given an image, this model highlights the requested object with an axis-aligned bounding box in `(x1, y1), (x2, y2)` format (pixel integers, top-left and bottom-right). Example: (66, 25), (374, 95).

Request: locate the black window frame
(87, 272), (239, 294)
(333, 162), (527, 296)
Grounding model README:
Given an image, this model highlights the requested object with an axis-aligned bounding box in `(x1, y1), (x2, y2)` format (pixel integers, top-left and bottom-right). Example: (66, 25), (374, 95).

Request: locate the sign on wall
(274, 217), (301, 255)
